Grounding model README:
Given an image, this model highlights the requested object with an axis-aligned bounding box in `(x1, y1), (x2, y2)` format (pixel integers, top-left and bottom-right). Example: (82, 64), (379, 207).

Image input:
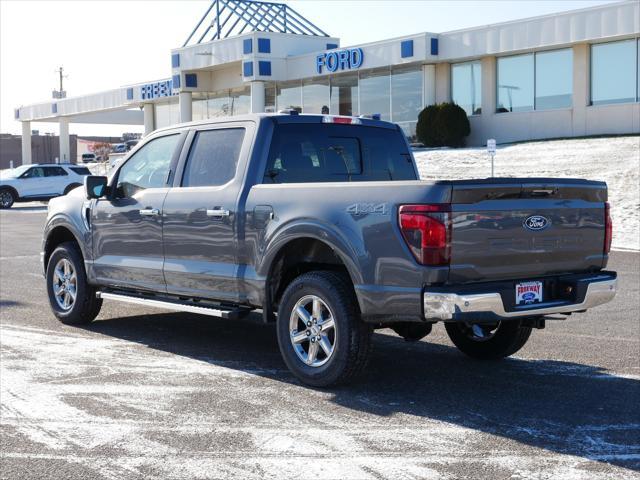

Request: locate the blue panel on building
(185, 73), (197, 88)
(171, 53), (180, 68)
(430, 38), (439, 55)
(14, 109), (19, 119)
(52, 104), (57, 114)
(258, 38), (271, 53)
(258, 60), (271, 76)
(326, 43), (338, 50)
(243, 61), (254, 77)
(172, 74), (181, 89)
(243, 38), (253, 54)
(126, 88), (134, 100)
(401, 40), (414, 58)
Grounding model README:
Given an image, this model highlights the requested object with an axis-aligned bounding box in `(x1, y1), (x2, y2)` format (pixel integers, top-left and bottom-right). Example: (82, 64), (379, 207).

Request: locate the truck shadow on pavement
(85, 311), (640, 472)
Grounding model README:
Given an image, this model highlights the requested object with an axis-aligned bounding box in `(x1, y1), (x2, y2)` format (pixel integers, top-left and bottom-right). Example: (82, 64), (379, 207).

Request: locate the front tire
(445, 320), (532, 359)
(276, 271), (372, 387)
(0, 188), (15, 209)
(46, 241), (102, 325)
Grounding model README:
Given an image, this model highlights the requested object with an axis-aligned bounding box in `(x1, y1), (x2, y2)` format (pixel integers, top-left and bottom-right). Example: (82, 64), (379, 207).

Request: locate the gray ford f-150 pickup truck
(42, 112), (617, 386)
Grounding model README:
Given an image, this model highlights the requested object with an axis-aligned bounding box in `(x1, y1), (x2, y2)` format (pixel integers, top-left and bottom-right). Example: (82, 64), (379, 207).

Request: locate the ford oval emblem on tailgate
(523, 215), (551, 231)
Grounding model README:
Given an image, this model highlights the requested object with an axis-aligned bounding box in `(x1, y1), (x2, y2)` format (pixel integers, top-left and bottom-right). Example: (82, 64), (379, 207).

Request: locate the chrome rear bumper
(424, 277), (617, 321)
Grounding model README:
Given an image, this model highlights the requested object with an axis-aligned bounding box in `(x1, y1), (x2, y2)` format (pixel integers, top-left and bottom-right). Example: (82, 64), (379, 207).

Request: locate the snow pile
(414, 136), (640, 251)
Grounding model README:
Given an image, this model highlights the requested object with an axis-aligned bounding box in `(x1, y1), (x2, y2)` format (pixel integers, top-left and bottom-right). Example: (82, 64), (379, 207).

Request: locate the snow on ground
(414, 136), (640, 251)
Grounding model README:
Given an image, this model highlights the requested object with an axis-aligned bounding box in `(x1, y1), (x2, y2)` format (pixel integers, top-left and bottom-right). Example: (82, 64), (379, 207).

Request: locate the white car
(0, 163), (92, 209)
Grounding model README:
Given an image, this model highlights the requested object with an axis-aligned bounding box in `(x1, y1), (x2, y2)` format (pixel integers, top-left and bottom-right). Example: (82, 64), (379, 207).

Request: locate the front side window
(21, 167), (45, 178)
(497, 54), (534, 112)
(116, 134), (180, 197)
(452, 61), (482, 115)
(536, 49), (573, 110)
(591, 39), (637, 105)
(182, 128), (245, 187)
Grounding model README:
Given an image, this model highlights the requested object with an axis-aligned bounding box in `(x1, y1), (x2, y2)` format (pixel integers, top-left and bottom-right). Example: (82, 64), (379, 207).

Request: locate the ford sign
(523, 215), (551, 231)
(316, 48), (364, 74)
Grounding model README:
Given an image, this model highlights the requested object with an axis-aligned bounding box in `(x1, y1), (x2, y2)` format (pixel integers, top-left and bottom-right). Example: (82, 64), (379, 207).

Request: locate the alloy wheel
(289, 295), (337, 367)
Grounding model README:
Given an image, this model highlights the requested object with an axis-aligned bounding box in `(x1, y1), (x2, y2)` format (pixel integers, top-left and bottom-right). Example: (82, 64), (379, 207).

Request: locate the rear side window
(264, 124), (416, 183)
(70, 167), (91, 175)
(182, 128), (245, 187)
(44, 166), (68, 177)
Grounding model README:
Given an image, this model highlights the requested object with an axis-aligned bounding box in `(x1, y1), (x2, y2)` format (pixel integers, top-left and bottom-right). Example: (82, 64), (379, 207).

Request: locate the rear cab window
(263, 123), (417, 183)
(70, 167), (91, 175)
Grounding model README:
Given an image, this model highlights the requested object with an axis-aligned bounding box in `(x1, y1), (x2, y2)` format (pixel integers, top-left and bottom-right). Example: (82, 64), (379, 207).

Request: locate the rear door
(43, 166), (70, 195)
(91, 132), (184, 292)
(162, 123), (252, 302)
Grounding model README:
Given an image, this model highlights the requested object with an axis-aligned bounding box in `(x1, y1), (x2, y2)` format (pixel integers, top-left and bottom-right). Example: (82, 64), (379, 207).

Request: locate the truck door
(162, 123), (251, 303)
(91, 132), (184, 292)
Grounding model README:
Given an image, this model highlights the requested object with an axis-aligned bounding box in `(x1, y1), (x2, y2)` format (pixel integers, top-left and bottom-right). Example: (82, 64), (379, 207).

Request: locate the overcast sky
(0, 0), (618, 137)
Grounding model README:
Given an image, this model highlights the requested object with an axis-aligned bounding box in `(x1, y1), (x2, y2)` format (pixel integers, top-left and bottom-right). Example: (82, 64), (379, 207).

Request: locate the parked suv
(0, 163), (91, 208)
(41, 114), (617, 386)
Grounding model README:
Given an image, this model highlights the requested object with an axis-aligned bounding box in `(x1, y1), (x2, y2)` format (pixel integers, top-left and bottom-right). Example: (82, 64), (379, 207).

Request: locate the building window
(452, 61), (482, 115)
(535, 49), (572, 109)
(330, 72), (358, 116)
(277, 80), (302, 112)
(391, 65), (422, 136)
(497, 53), (534, 112)
(258, 38), (271, 54)
(229, 87), (250, 115)
(265, 83), (276, 112)
(302, 77), (330, 114)
(591, 39), (638, 105)
(360, 67), (391, 120)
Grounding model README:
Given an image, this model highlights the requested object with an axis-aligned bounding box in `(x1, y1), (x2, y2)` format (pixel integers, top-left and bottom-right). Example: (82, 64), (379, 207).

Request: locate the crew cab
(0, 163), (91, 209)
(41, 113), (617, 386)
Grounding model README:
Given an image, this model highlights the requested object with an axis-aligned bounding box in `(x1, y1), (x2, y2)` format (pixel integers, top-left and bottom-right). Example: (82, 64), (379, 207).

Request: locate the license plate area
(516, 281), (543, 305)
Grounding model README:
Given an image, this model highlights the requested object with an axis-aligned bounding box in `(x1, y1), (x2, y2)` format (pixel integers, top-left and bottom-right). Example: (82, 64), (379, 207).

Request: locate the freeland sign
(316, 48), (364, 74)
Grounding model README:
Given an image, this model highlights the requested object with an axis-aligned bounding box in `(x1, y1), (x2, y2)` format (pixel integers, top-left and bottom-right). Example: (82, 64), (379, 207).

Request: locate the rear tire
(276, 271), (372, 387)
(0, 188), (15, 209)
(445, 320), (532, 359)
(46, 241), (102, 325)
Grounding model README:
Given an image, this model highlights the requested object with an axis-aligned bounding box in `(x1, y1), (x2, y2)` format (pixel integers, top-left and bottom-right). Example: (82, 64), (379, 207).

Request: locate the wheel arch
(43, 221), (88, 272)
(0, 184), (19, 199)
(259, 226), (364, 323)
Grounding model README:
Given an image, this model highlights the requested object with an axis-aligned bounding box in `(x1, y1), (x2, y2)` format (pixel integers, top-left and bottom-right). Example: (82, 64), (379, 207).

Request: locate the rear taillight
(604, 202), (612, 255)
(399, 204), (451, 266)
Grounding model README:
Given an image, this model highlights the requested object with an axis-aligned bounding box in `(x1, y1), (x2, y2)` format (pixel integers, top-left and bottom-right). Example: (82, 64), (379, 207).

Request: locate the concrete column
(481, 56), (496, 116)
(143, 103), (155, 136)
(435, 63), (451, 104)
(59, 117), (70, 164)
(572, 43), (589, 137)
(179, 91), (192, 123)
(21, 121), (32, 165)
(250, 81), (265, 113)
(422, 65), (436, 107)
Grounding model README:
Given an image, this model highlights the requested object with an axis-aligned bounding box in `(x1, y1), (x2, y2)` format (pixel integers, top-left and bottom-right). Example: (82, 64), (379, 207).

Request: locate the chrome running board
(96, 291), (248, 319)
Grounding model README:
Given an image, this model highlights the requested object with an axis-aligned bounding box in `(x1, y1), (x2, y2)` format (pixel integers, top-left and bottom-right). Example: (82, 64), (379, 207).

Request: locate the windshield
(1, 165), (31, 178)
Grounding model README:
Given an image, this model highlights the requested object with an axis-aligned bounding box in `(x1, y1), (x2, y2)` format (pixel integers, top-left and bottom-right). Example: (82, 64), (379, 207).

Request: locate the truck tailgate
(448, 178), (608, 283)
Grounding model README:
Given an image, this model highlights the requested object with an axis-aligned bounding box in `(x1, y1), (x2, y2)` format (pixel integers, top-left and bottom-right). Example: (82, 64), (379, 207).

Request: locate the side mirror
(84, 175), (108, 199)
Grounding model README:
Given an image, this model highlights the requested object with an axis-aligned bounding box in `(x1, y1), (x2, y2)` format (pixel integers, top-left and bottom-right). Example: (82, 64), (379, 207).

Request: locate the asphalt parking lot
(1, 204), (639, 480)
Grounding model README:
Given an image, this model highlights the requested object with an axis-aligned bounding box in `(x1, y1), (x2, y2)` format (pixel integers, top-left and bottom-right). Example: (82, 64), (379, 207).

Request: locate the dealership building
(14, 0), (640, 164)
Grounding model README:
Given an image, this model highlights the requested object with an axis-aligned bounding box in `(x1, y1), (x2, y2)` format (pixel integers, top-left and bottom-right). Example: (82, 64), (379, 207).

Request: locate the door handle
(206, 208), (230, 218)
(139, 208), (160, 217)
